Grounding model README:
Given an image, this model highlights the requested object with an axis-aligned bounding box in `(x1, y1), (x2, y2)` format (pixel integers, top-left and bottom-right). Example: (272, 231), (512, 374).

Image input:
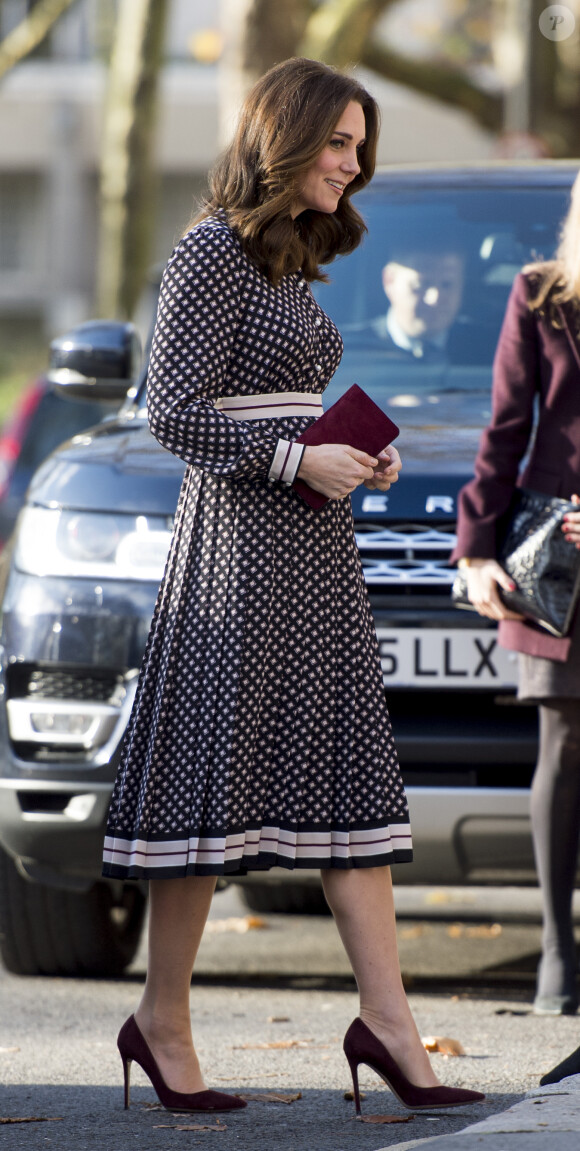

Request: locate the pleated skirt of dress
(102, 459), (412, 879)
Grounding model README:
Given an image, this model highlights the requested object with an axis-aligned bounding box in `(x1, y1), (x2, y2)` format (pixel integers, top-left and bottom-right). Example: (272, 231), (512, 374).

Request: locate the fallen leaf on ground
(354, 1114), (414, 1124)
(154, 1122), (227, 1131)
(466, 923), (502, 938)
(204, 915), (267, 934)
(0, 1117), (63, 1124)
(398, 925), (425, 940)
(446, 923), (502, 940)
(267, 1015), (290, 1023)
(235, 1092), (301, 1104)
(447, 924), (464, 938)
(233, 1039), (314, 1050)
(422, 1036), (466, 1056)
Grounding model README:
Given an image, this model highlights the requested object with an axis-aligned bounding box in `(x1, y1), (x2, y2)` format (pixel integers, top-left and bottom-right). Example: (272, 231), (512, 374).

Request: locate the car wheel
(0, 847), (146, 977)
(240, 881), (330, 915)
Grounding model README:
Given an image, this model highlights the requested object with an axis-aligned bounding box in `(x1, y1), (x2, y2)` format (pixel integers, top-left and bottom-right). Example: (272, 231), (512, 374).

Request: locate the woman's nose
(341, 148), (360, 175)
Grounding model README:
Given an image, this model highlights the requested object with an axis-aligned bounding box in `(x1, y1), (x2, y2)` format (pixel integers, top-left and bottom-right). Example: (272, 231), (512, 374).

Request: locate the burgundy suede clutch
(292, 384), (400, 510)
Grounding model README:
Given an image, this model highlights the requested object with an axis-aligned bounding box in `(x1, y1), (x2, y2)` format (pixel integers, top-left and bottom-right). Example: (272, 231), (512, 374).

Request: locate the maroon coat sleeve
(451, 273), (538, 561)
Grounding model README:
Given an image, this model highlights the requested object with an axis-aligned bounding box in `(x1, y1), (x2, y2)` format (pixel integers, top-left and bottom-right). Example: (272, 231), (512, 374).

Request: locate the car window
(15, 392), (116, 473)
(314, 185), (569, 410)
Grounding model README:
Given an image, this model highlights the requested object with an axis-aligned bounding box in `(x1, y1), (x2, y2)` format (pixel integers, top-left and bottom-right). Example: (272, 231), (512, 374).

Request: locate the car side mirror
(47, 320), (142, 402)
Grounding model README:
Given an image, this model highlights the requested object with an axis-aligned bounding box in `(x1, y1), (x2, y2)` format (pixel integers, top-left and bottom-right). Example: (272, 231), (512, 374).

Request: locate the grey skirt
(518, 606), (580, 701)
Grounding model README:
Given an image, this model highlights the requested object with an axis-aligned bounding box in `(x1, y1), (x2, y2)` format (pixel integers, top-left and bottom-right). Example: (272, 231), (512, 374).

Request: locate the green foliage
(0, 336), (46, 427)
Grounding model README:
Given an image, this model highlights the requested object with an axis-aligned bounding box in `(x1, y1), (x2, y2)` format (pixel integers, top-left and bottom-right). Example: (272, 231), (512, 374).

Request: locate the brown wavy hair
(190, 57), (380, 285)
(525, 168), (580, 325)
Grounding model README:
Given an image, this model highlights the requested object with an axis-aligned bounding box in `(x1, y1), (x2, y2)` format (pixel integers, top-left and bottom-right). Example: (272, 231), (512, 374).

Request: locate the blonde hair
(190, 58), (380, 286)
(525, 169), (580, 316)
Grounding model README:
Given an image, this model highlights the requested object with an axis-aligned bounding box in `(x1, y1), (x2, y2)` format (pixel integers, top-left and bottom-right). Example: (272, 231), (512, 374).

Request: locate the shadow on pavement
(0, 1083), (521, 1151)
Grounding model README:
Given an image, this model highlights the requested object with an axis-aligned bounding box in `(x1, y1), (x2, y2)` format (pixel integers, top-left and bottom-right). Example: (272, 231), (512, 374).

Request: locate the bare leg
(322, 866), (439, 1087)
(134, 875), (217, 1094)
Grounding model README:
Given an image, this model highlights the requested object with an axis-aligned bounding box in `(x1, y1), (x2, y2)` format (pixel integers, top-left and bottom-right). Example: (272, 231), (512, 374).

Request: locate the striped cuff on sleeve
(268, 438), (305, 485)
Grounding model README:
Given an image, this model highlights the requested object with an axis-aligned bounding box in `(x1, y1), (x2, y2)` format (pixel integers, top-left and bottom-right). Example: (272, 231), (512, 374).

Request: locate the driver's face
(382, 254), (464, 338)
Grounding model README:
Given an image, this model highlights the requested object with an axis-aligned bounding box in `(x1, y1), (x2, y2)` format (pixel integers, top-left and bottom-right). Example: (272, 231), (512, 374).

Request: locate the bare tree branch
(300, 0), (394, 65)
(361, 40), (503, 132)
(0, 0), (79, 81)
(96, 0), (169, 319)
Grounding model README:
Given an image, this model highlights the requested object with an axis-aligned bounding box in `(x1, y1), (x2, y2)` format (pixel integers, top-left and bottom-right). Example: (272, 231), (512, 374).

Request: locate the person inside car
(375, 247), (465, 361)
(348, 243), (489, 365)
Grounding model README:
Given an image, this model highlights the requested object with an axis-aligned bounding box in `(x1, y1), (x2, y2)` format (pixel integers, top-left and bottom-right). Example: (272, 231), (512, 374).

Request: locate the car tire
(0, 847), (146, 977)
(240, 881), (330, 915)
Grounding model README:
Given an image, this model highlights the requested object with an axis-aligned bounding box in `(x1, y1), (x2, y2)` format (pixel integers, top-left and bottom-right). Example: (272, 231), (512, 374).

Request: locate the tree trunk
(528, 0), (580, 156)
(95, 0), (169, 319)
(0, 0), (78, 81)
(218, 0), (311, 145)
(300, 0), (392, 65)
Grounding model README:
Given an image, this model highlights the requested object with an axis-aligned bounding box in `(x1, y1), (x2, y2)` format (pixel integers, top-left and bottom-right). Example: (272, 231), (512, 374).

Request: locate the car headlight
(14, 507), (173, 580)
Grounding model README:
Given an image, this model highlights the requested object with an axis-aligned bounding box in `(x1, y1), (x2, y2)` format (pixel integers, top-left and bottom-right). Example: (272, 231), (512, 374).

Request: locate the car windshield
(313, 183), (570, 412)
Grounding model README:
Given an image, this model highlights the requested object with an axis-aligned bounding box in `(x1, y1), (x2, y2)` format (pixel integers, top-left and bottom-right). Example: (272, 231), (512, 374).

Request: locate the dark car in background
(0, 162), (576, 975)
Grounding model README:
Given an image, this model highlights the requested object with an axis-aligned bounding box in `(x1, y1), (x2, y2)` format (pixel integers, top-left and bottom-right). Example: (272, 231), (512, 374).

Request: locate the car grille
(6, 664), (125, 705)
(355, 523), (457, 591)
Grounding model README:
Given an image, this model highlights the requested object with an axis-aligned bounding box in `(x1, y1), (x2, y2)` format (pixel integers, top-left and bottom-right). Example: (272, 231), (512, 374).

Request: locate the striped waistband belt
(215, 391), (323, 421)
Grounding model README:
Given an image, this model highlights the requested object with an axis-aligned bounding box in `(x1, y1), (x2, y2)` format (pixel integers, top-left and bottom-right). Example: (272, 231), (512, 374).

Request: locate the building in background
(0, 0), (496, 342)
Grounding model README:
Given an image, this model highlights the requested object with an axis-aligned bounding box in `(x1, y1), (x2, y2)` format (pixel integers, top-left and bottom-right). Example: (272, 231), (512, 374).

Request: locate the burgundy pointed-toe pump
(117, 1015), (247, 1113)
(343, 1018), (485, 1114)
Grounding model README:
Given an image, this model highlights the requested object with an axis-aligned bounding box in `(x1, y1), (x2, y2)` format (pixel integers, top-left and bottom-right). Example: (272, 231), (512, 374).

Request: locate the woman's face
(291, 101), (366, 219)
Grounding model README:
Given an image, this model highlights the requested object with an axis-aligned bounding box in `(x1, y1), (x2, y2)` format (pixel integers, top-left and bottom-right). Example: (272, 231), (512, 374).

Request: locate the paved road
(2, 883), (580, 1151)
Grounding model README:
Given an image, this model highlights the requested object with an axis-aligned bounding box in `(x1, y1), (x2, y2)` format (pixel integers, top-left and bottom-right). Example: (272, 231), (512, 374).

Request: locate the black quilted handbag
(452, 489), (580, 638)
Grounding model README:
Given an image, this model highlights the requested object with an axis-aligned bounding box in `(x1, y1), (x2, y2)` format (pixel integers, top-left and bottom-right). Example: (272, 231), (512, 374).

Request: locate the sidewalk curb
(380, 1075), (580, 1150)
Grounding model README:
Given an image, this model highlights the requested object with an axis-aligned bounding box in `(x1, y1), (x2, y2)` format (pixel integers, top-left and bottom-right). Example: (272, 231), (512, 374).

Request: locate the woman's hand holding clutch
(297, 443), (377, 500)
(461, 559), (525, 622)
(364, 445), (402, 491)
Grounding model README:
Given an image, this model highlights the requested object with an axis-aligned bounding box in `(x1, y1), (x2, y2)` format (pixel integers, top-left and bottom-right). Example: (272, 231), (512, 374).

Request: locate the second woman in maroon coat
(453, 170), (580, 1018)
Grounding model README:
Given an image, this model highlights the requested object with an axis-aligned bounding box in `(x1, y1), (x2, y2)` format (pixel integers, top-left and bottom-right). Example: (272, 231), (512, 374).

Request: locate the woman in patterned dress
(103, 58), (484, 1116)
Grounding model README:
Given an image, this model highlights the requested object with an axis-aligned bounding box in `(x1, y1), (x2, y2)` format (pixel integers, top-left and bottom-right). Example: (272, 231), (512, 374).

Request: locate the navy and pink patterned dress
(102, 212), (412, 879)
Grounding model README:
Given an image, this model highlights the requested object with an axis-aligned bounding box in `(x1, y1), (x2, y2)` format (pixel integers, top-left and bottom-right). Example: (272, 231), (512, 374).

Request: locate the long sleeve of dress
(147, 220), (304, 484)
(452, 273), (539, 560)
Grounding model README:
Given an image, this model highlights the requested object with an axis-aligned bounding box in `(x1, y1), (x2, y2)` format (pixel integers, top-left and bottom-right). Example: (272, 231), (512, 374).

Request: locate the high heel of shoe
(117, 1015), (247, 1113)
(120, 1049), (132, 1110)
(343, 1017), (485, 1114)
(344, 1050), (363, 1115)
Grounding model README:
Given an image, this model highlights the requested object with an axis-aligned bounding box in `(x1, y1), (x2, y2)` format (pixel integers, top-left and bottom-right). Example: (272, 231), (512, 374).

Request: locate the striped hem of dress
(102, 821), (413, 880)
